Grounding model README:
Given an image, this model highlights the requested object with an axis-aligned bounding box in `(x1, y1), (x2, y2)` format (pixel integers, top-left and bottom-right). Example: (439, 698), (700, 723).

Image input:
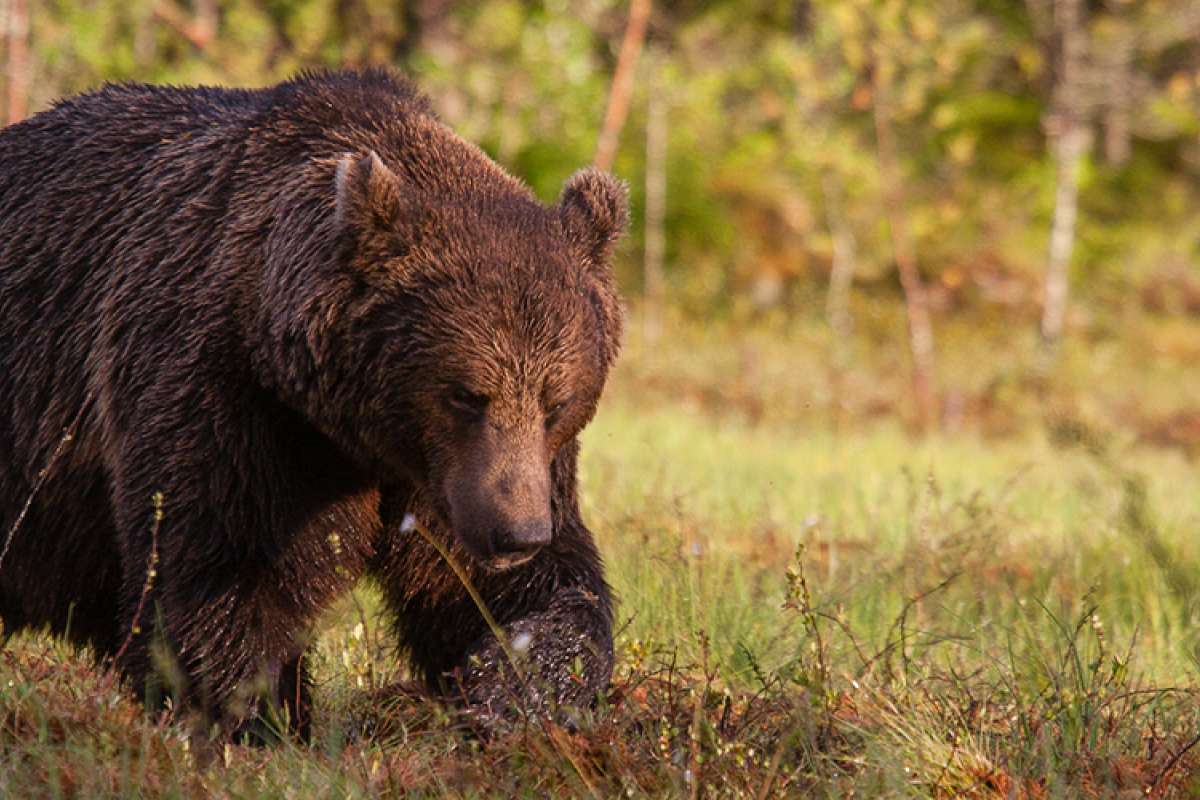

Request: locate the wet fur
(0, 68), (624, 734)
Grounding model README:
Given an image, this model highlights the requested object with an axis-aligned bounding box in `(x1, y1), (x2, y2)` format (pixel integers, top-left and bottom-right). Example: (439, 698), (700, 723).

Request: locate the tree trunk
(822, 172), (857, 347)
(1101, 31), (1132, 167)
(1040, 126), (1085, 347)
(134, 1), (158, 69)
(0, 0), (7, 121)
(643, 56), (667, 343)
(871, 61), (938, 432)
(820, 171), (858, 432)
(4, 0), (28, 125)
(594, 0), (651, 172)
(1040, 0), (1087, 353)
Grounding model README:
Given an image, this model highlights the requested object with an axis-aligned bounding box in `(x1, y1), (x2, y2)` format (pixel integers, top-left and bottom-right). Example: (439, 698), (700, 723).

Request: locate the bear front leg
(371, 444), (614, 716)
(276, 650), (313, 741)
(373, 524), (614, 716)
(113, 552), (311, 739)
(111, 482), (324, 741)
(106, 390), (379, 740)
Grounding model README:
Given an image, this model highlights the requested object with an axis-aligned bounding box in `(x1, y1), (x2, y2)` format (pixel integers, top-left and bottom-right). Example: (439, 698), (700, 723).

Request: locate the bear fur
(0, 68), (625, 736)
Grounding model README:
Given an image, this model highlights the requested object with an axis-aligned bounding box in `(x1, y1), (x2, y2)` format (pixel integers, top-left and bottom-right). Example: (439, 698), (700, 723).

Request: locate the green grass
(590, 396), (1200, 682)
(3, 316), (1200, 797)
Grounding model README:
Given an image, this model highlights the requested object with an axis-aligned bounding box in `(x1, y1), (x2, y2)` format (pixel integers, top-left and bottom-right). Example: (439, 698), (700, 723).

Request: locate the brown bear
(0, 68), (625, 737)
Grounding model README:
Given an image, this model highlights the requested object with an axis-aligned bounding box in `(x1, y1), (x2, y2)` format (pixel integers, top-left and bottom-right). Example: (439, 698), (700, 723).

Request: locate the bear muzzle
(441, 424), (552, 568)
(492, 516), (552, 558)
(444, 457), (553, 570)
(452, 512), (553, 571)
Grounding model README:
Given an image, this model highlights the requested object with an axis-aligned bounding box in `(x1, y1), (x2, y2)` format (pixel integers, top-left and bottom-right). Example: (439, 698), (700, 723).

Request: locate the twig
(755, 734), (788, 800)
(688, 632), (711, 800)
(879, 573), (960, 680)
(545, 722), (602, 800)
(1149, 730), (1200, 797)
(113, 491), (164, 664)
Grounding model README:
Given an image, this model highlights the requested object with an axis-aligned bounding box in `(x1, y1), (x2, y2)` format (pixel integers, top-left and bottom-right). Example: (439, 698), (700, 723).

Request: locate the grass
(3, 311), (1200, 797)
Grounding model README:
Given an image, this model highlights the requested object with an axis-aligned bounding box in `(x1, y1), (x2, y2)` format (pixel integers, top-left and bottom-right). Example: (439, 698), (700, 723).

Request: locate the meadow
(3, 308), (1199, 798)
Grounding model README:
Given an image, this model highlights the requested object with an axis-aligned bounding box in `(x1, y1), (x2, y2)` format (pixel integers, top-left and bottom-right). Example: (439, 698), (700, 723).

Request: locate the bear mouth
(404, 510), (535, 572)
(479, 549), (539, 572)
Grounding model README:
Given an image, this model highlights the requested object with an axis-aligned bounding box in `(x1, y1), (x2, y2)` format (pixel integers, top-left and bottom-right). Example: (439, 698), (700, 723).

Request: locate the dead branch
(153, 0), (217, 51)
(594, 0), (652, 172)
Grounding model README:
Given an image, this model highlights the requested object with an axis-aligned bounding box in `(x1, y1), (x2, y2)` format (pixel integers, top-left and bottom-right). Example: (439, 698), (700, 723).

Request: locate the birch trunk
(1039, 0), (1087, 352)
(822, 172), (857, 346)
(821, 171), (858, 431)
(1040, 125), (1085, 346)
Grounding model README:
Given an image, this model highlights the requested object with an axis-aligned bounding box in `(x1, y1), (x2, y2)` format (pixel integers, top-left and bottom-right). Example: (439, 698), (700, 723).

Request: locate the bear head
(326, 149), (627, 570)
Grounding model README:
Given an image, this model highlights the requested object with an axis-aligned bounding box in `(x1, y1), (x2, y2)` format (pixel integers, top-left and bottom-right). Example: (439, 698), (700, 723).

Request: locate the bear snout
(457, 512), (553, 571)
(443, 435), (553, 568)
(493, 517), (553, 557)
(444, 479), (554, 569)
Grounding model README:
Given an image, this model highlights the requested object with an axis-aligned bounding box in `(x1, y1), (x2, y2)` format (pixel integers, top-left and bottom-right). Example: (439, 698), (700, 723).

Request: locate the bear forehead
(406, 270), (606, 372)
(420, 202), (578, 269)
(419, 271), (600, 343)
(410, 216), (596, 301)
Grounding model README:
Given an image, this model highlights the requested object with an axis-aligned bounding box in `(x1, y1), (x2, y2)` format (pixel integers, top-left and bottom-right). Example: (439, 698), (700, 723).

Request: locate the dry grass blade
(405, 512), (522, 680)
(0, 394), (92, 574)
(405, 511), (603, 800)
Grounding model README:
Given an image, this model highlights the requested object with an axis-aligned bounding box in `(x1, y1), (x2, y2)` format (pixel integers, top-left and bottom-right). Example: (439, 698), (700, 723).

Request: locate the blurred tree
(595, 0), (651, 171)
(4, 0), (29, 124)
(153, 0), (217, 50)
(643, 45), (668, 341)
(1031, 0), (1087, 355)
(866, 0), (940, 429)
(1026, 0), (1200, 357)
(6, 0), (1199, 373)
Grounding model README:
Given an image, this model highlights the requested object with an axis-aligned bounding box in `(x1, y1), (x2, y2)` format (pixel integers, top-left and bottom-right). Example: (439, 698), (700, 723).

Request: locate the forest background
(6, 0), (1200, 437)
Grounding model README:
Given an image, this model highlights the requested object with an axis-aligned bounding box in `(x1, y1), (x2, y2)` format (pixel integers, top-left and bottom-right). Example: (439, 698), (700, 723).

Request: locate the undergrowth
(3, 320), (1200, 797)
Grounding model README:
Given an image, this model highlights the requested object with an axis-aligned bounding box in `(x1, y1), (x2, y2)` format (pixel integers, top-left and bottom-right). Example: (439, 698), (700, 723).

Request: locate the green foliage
(15, 0), (1200, 320)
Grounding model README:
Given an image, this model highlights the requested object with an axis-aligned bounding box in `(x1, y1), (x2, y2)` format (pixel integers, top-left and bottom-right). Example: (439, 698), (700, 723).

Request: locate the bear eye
(544, 399), (569, 429)
(447, 385), (489, 418)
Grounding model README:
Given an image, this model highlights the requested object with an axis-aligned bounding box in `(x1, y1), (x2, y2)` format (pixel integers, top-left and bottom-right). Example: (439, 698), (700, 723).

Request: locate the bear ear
(336, 150), (401, 230)
(334, 151), (425, 268)
(558, 168), (629, 268)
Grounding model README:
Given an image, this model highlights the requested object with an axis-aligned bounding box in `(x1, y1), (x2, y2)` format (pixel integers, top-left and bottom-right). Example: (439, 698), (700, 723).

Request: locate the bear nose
(495, 518), (552, 556)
